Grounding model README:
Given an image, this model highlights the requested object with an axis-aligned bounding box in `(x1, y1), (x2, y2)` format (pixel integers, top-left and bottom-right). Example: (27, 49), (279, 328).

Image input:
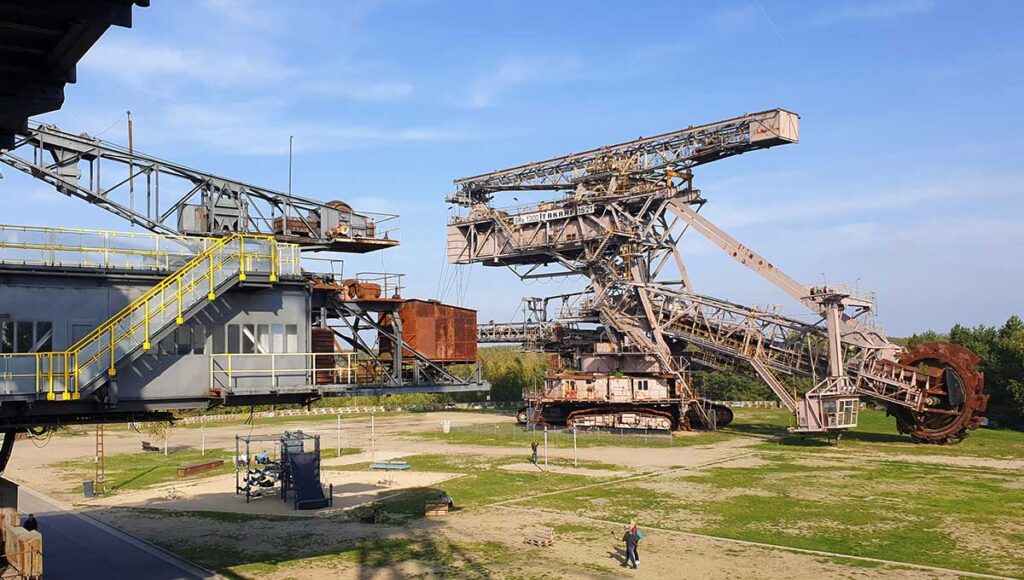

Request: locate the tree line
(898, 315), (1024, 428)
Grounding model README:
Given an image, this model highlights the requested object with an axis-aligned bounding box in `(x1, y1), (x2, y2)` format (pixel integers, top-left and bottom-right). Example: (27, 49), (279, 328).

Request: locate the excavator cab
(792, 395), (860, 434)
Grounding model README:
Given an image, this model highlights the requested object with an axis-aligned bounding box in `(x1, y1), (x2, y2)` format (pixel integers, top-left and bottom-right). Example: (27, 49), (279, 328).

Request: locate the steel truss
(448, 108), (986, 441)
(0, 123), (399, 252)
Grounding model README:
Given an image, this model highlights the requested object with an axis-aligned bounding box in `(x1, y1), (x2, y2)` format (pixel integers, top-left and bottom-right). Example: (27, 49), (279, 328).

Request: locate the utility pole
(337, 413), (342, 458)
(370, 411), (376, 463)
(127, 111), (134, 218)
(288, 135), (294, 195)
(573, 427), (577, 467)
(201, 416), (206, 457)
(543, 426), (548, 467)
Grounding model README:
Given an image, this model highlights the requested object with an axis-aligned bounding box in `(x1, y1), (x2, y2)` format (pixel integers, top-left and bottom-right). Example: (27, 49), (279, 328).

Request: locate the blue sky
(2, 0), (1021, 335)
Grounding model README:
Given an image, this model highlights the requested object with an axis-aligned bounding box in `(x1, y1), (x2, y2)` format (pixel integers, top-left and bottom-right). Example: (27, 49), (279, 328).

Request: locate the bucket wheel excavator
(451, 109), (987, 443)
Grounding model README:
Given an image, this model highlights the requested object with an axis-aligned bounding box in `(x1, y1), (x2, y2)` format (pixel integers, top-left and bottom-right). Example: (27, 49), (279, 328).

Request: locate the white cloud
(159, 101), (473, 155)
(703, 176), (1022, 229)
(201, 0), (289, 33)
(82, 38), (294, 88)
(808, 0), (934, 26)
(464, 56), (583, 109)
(82, 38), (415, 103)
(301, 79), (415, 101)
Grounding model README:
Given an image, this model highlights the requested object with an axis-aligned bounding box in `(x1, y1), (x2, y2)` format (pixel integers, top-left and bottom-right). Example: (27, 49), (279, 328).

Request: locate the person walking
(622, 521), (639, 569)
(22, 513), (37, 532)
(530, 441), (539, 464)
(630, 521), (644, 565)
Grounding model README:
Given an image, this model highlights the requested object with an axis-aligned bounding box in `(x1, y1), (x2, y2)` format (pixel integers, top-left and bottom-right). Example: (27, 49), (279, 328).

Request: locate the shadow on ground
(79, 486), (503, 579)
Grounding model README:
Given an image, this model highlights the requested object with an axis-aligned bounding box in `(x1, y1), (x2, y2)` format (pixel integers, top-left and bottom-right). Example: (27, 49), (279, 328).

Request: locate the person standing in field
(622, 520), (640, 569)
(630, 520), (644, 565)
(530, 441), (539, 464)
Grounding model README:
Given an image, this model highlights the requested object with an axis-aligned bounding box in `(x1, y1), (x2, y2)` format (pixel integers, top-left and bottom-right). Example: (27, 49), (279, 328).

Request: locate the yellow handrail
(26, 233), (281, 400)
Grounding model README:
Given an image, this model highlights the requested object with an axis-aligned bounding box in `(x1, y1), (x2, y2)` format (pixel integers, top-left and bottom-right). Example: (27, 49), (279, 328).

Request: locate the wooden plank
(176, 459), (224, 477)
(524, 527), (555, 547)
(424, 501), (449, 517)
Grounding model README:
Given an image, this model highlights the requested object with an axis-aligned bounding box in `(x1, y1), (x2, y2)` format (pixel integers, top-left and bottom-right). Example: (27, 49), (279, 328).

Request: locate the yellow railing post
(109, 326), (117, 377)
(143, 300), (151, 351)
(177, 277), (184, 324)
(269, 239), (278, 282)
(208, 250), (216, 300)
(238, 236), (247, 282)
(48, 353), (54, 400)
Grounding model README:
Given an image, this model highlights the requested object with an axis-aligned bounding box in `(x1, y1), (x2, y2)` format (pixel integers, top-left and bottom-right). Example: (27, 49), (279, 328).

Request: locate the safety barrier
(209, 352), (374, 394)
(11, 234), (284, 400)
(0, 223), (303, 277)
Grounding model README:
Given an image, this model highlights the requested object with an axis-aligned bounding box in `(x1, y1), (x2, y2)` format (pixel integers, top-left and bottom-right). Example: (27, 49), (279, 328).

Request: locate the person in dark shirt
(22, 513), (38, 532)
(622, 526), (639, 569)
(530, 441), (539, 464)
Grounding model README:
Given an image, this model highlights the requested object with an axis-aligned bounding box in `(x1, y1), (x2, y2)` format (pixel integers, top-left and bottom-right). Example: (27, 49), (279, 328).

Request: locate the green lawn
(411, 422), (737, 449)
(330, 453), (626, 514)
(73, 407), (1024, 578)
(57, 448), (235, 495)
(729, 407), (1024, 459)
(514, 434), (1024, 577)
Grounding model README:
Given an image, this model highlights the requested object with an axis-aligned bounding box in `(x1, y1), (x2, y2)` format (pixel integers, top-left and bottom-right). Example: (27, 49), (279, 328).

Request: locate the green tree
(949, 315), (1024, 428)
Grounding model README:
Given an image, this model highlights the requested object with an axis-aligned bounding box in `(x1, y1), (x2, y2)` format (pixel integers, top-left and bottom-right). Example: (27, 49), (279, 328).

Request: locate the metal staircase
(32, 234), (281, 400)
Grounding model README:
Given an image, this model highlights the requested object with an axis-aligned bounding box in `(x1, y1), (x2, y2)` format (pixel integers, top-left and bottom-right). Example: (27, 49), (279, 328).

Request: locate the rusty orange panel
(382, 299), (477, 363)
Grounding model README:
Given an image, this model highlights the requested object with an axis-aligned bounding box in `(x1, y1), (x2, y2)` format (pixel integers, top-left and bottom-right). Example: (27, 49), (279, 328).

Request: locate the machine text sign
(512, 204), (595, 226)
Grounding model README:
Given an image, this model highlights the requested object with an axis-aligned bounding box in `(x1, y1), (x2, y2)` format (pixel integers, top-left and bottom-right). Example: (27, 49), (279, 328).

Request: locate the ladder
(95, 424), (106, 495)
(33, 234), (281, 400)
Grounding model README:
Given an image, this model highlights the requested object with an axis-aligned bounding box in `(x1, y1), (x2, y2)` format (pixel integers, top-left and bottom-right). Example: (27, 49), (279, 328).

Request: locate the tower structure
(450, 109), (986, 442)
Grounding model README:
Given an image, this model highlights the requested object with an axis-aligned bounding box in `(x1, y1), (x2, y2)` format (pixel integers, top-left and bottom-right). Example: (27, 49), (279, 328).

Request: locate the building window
(227, 324), (240, 354)
(257, 324), (270, 354)
(271, 324), (284, 353)
(285, 325), (298, 353)
(1, 320), (53, 353)
(636, 379), (649, 392)
(158, 331), (175, 356)
(175, 325), (192, 355)
(15, 321), (33, 353)
(192, 324), (206, 355)
(242, 324), (256, 354)
(35, 322), (53, 351)
(0, 321), (12, 354)
(211, 324), (225, 354)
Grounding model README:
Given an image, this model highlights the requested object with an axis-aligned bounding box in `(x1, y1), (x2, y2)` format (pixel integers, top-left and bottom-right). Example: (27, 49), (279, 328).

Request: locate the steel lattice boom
(448, 108), (987, 442)
(449, 109), (798, 204)
(1, 123), (399, 253)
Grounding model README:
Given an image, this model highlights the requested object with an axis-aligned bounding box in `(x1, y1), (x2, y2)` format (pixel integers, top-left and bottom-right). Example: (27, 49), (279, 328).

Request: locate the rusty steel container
(381, 300), (477, 363)
(311, 327), (335, 385)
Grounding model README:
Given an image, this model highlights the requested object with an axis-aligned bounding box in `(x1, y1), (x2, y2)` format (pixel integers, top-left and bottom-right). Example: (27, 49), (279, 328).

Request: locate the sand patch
(81, 470), (461, 517)
(498, 463), (627, 478)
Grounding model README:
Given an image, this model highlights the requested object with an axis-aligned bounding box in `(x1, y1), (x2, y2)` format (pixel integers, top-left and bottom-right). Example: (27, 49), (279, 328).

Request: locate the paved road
(18, 487), (213, 580)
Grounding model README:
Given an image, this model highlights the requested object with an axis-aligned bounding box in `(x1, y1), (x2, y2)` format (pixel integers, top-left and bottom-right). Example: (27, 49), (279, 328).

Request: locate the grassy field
(730, 406), (1024, 459)
(56, 446), (362, 496)
(520, 452), (1024, 576)
(411, 421), (737, 449)
(56, 449), (236, 495)
(78, 408), (1024, 578)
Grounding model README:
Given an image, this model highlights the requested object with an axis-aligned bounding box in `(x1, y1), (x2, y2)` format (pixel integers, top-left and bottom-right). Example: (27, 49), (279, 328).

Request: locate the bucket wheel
(889, 342), (988, 444)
